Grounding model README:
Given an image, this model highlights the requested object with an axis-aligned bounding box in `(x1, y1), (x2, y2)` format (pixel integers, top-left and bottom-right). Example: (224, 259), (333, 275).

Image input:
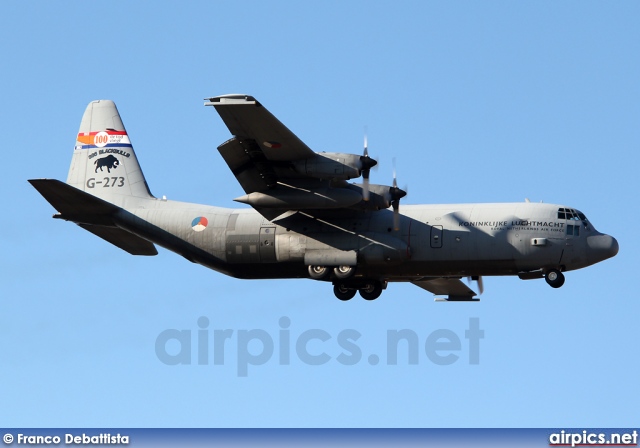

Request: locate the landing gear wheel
(334, 284), (356, 301)
(359, 281), (383, 301)
(545, 269), (565, 288)
(334, 265), (355, 279)
(308, 265), (328, 280)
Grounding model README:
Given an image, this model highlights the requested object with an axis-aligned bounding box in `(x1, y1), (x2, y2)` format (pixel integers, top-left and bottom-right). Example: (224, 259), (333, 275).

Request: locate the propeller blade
(392, 199), (400, 230)
(360, 132), (377, 201)
(392, 157), (397, 186)
(364, 132), (368, 157)
(389, 165), (406, 230)
(363, 173), (370, 201)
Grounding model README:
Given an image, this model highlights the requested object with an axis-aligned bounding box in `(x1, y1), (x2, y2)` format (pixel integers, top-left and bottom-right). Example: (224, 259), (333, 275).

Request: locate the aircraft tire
(334, 265), (355, 279)
(334, 284), (356, 301)
(545, 269), (565, 288)
(359, 281), (383, 301)
(308, 265), (329, 280)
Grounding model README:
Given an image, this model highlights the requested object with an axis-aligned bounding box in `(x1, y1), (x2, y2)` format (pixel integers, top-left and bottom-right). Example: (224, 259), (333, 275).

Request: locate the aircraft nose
(587, 234), (619, 263)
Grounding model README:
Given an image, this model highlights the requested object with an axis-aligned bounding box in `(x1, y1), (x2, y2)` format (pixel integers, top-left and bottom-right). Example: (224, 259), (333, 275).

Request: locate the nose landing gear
(545, 269), (565, 288)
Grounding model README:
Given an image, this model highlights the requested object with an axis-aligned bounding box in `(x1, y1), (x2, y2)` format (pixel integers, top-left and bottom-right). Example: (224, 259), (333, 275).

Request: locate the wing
(207, 94), (315, 163)
(207, 95), (329, 219)
(412, 278), (478, 301)
(206, 94), (399, 221)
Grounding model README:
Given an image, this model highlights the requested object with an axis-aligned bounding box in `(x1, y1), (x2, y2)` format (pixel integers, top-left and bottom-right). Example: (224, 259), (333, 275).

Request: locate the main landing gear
(333, 284), (357, 301)
(307, 264), (384, 301)
(308, 265), (355, 280)
(333, 280), (384, 301)
(545, 268), (565, 288)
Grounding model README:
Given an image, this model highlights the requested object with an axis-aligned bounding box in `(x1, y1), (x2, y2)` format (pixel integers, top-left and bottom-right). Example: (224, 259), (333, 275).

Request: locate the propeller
(360, 132), (377, 201)
(467, 276), (484, 295)
(389, 162), (407, 230)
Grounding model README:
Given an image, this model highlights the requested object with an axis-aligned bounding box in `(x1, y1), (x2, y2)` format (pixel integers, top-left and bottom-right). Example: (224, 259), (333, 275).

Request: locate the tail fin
(66, 100), (154, 204)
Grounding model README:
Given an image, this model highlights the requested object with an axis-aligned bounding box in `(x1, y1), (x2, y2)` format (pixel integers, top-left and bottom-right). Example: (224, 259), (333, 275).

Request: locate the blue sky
(1, 1), (638, 428)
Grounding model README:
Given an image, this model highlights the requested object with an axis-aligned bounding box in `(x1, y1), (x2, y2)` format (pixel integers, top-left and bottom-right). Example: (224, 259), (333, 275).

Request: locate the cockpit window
(558, 207), (585, 222)
(576, 210), (589, 230)
(557, 208), (566, 219)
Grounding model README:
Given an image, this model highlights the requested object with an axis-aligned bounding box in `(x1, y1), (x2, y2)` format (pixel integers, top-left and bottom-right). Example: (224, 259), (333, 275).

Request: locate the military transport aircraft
(29, 95), (618, 301)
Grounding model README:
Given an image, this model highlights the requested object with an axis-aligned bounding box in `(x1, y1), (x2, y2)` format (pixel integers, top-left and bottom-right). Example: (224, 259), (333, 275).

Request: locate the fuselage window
(566, 225), (580, 236)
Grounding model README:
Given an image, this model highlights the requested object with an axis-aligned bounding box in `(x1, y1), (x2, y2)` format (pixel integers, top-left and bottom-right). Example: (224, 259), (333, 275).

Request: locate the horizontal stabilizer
(29, 178), (157, 256)
(29, 179), (119, 225)
(412, 278), (477, 300)
(78, 224), (157, 256)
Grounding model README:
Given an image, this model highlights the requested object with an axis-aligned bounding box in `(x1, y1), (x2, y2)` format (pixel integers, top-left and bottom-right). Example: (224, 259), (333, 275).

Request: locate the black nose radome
(587, 234), (619, 264)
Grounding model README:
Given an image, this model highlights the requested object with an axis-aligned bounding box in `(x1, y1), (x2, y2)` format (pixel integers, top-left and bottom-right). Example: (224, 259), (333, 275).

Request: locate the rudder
(67, 100), (154, 204)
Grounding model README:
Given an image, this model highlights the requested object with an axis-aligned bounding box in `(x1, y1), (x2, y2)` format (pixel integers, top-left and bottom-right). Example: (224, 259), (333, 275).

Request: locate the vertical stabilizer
(67, 100), (154, 205)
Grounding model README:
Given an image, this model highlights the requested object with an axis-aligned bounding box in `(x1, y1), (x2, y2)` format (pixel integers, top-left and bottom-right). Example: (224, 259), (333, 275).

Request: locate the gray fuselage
(113, 199), (614, 282)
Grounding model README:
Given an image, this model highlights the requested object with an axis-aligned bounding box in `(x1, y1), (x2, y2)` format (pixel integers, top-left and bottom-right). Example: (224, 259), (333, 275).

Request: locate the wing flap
(218, 137), (274, 193)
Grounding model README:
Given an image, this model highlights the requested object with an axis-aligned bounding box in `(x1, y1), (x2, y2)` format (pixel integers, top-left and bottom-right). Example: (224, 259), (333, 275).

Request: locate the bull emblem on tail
(94, 155), (119, 173)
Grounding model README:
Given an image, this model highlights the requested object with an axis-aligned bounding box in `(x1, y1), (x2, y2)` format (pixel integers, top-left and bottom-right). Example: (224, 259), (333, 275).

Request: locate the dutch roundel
(191, 216), (208, 232)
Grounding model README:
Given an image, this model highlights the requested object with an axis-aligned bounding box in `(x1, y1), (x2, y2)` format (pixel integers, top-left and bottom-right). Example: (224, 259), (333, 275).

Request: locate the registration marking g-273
(86, 177), (125, 188)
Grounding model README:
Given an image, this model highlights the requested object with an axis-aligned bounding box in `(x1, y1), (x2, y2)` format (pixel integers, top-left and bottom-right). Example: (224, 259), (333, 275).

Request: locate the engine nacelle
(234, 187), (363, 209)
(293, 152), (362, 180)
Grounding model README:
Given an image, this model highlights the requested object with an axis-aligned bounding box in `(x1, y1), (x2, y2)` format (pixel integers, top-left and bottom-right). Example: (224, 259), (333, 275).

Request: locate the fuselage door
(431, 225), (443, 249)
(557, 208), (582, 265)
(260, 226), (277, 262)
